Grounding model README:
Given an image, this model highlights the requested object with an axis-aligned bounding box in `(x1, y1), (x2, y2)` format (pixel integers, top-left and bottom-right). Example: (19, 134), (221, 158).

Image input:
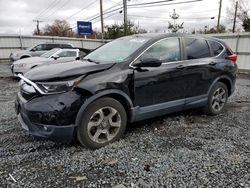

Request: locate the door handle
(176, 65), (185, 69)
(209, 61), (217, 65)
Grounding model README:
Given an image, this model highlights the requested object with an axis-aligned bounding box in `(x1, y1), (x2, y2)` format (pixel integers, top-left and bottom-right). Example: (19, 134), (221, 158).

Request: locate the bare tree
(35, 19), (76, 37)
(226, 0), (250, 31)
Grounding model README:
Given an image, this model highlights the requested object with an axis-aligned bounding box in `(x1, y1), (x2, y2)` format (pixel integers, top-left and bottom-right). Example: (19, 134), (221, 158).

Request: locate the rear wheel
(77, 97), (127, 149)
(204, 82), (228, 115)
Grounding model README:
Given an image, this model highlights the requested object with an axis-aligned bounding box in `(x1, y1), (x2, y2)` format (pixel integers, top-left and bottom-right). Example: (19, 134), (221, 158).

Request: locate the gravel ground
(0, 74), (249, 187)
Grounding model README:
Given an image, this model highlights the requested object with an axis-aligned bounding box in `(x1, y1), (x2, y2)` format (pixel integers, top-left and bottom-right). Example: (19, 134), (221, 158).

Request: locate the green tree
(226, 0), (249, 31)
(104, 21), (146, 39)
(242, 18), (250, 31)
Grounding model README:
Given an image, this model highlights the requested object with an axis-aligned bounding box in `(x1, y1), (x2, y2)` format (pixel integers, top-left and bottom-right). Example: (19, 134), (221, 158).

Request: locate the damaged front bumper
(15, 84), (84, 142)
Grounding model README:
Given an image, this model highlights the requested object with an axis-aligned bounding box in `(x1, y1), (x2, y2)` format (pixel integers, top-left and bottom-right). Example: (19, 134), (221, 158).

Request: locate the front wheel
(77, 97), (127, 149)
(204, 82), (228, 115)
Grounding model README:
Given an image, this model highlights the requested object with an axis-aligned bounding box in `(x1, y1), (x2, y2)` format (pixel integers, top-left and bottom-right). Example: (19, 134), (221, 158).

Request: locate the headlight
(36, 76), (84, 94)
(15, 63), (26, 67)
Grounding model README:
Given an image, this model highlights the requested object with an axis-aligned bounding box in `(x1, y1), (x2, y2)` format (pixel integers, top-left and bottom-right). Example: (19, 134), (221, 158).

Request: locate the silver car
(9, 42), (73, 61)
(11, 48), (89, 76)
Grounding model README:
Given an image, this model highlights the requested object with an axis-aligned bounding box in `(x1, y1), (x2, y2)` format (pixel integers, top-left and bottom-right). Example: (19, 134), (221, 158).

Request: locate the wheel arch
(208, 75), (233, 96)
(75, 89), (134, 128)
(20, 54), (31, 59)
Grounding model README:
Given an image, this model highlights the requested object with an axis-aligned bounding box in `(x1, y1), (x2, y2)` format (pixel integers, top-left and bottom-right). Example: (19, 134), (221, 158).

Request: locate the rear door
(181, 37), (223, 101)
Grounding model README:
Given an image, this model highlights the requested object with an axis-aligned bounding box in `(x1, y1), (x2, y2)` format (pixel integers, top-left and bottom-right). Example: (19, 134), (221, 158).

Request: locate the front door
(133, 37), (186, 109)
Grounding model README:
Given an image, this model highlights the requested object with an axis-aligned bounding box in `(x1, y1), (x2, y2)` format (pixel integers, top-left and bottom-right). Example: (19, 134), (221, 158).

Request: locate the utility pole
(100, 0), (104, 40)
(123, 0), (128, 36)
(33, 20), (42, 35)
(217, 0), (222, 33)
(233, 1), (238, 33)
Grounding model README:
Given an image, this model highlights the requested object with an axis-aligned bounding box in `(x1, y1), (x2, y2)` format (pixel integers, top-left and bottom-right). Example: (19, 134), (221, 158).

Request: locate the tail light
(228, 54), (237, 62)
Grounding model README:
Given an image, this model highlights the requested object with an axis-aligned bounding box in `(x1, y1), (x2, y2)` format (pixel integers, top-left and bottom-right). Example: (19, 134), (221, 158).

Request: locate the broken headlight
(36, 76), (84, 94)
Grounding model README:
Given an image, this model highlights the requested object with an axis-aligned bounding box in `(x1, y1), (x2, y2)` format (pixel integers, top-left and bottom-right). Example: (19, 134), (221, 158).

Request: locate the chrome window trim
(182, 36), (226, 59)
(207, 39), (226, 58)
(129, 37), (181, 68)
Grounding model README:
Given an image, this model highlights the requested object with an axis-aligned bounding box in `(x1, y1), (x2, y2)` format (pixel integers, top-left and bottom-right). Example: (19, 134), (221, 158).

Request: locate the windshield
(84, 36), (150, 63)
(40, 48), (60, 58)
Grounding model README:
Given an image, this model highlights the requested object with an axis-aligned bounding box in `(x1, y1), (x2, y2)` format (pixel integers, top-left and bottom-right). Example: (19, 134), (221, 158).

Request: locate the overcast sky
(0, 0), (238, 35)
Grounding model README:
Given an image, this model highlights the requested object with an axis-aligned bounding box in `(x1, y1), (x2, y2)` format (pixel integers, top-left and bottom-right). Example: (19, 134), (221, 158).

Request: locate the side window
(141, 38), (181, 62)
(79, 51), (86, 57)
(184, 38), (210, 59)
(61, 44), (72, 48)
(47, 44), (58, 50)
(33, 44), (47, 51)
(209, 40), (224, 56)
(57, 50), (77, 57)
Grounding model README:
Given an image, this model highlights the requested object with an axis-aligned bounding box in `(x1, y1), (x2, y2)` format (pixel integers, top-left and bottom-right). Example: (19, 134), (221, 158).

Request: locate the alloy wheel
(211, 87), (227, 112)
(87, 107), (121, 144)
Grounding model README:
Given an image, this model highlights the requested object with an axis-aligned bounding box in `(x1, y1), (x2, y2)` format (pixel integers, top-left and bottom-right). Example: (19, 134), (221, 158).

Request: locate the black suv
(16, 34), (238, 149)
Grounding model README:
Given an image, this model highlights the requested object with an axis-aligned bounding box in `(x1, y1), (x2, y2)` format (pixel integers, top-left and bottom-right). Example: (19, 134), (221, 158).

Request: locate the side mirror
(75, 56), (80, 60)
(30, 48), (36, 52)
(134, 58), (162, 68)
(51, 55), (59, 60)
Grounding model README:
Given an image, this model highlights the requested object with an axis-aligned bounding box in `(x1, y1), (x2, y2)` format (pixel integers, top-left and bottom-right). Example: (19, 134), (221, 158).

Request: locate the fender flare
(207, 75), (233, 95)
(75, 89), (133, 127)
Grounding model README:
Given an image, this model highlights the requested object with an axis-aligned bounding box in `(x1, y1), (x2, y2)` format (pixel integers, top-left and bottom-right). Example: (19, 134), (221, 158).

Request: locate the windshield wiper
(84, 58), (100, 64)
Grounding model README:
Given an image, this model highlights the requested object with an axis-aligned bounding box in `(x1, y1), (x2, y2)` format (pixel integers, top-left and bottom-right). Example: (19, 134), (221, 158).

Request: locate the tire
(204, 82), (228, 115)
(77, 97), (127, 149)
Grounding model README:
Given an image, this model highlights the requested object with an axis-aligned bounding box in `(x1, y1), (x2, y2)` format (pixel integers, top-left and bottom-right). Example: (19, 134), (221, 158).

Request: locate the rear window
(209, 40), (224, 56)
(184, 38), (210, 59)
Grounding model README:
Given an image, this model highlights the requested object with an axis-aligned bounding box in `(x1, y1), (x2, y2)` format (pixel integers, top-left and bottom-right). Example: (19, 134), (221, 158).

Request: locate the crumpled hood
(24, 60), (115, 82)
(13, 57), (49, 65)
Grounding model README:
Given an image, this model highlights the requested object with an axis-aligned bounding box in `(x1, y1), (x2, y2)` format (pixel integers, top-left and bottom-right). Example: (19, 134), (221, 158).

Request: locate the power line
(34, 0), (61, 20)
(42, 0), (70, 20)
(128, 0), (204, 9)
(87, 0), (204, 22)
(128, 0), (174, 7)
(65, 0), (98, 20)
(129, 14), (216, 20)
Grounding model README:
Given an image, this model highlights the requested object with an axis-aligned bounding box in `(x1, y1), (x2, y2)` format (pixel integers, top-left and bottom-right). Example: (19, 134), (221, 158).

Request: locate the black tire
(204, 82), (228, 115)
(77, 97), (127, 149)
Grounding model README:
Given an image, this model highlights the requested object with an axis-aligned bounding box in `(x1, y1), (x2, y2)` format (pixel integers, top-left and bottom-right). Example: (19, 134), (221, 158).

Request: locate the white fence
(209, 32), (250, 72)
(0, 34), (107, 62)
(0, 33), (249, 72)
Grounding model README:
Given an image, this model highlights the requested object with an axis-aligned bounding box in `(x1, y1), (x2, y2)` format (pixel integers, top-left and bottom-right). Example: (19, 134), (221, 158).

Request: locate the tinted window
(184, 38), (210, 59)
(141, 38), (181, 62)
(209, 40), (224, 56)
(33, 44), (47, 51)
(47, 44), (58, 50)
(61, 44), (73, 48)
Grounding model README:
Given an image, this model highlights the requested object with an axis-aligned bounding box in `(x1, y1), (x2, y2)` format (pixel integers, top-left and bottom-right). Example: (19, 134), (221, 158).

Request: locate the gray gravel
(0, 75), (249, 188)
